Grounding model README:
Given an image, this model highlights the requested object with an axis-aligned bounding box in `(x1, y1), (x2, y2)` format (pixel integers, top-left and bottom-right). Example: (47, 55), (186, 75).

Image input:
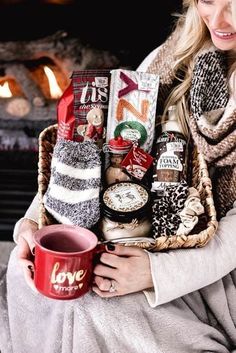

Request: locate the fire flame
(44, 66), (63, 99)
(0, 81), (13, 98)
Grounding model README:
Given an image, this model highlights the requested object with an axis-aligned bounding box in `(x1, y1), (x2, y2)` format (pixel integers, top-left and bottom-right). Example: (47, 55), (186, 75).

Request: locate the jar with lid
(100, 181), (152, 241)
(152, 105), (188, 194)
(105, 136), (132, 185)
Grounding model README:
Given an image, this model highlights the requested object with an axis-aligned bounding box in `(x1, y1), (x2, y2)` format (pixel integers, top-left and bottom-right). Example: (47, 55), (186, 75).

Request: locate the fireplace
(0, 30), (119, 153)
(0, 0), (182, 155)
(0, 0), (181, 240)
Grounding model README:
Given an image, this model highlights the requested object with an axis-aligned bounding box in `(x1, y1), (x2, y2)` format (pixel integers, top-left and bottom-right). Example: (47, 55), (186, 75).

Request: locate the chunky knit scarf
(147, 33), (236, 218)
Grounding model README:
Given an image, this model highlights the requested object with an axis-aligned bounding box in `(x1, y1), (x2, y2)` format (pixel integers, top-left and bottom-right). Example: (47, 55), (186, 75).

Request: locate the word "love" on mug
(33, 224), (103, 300)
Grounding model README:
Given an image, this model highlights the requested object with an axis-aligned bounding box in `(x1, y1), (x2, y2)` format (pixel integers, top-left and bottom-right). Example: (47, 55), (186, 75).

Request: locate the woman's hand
(92, 244), (153, 297)
(17, 219), (38, 292)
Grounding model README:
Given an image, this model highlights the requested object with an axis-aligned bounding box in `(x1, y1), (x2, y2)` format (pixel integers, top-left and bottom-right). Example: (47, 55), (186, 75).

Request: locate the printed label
(166, 142), (183, 152)
(121, 146), (153, 180)
(154, 131), (187, 188)
(80, 79), (109, 104)
(50, 262), (87, 293)
(109, 186), (143, 209)
(138, 77), (158, 91)
(151, 181), (179, 192)
(95, 76), (109, 88)
(120, 128), (141, 141)
(156, 152), (183, 171)
(103, 182), (148, 212)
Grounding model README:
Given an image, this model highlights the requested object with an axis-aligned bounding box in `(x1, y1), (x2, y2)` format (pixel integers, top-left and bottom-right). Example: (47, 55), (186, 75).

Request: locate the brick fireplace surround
(0, 0), (181, 241)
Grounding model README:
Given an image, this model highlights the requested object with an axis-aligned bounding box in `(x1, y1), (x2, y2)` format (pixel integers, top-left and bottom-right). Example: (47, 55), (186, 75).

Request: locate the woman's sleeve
(13, 193), (40, 243)
(144, 202), (236, 307)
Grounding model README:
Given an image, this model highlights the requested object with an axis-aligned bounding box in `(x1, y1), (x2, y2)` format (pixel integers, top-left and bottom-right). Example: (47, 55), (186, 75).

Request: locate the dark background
(0, 0), (182, 68)
(0, 0), (182, 241)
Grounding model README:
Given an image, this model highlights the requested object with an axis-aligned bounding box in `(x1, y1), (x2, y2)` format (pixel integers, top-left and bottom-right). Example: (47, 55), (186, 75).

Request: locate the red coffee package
(57, 69), (111, 143)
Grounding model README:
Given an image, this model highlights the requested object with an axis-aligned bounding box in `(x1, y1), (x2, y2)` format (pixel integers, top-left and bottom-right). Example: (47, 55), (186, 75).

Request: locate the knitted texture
(147, 38), (236, 218)
(189, 47), (236, 217)
(214, 166), (236, 218)
(43, 139), (101, 228)
(189, 46), (235, 160)
(190, 49), (229, 119)
(147, 29), (179, 112)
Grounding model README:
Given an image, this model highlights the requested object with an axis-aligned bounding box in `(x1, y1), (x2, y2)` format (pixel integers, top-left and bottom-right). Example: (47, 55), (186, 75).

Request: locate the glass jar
(100, 181), (152, 240)
(105, 136), (132, 185)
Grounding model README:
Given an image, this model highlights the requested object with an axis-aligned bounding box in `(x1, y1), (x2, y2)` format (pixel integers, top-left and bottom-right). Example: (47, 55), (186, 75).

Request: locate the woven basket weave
(38, 124), (218, 251)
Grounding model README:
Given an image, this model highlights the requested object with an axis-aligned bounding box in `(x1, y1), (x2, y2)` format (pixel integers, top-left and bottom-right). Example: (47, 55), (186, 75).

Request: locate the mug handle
(93, 242), (106, 265)
(96, 242), (106, 253)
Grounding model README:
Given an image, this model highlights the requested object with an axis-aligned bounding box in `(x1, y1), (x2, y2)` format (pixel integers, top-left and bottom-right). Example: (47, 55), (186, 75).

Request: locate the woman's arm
(16, 217), (38, 291)
(93, 203), (236, 305)
(145, 202), (236, 307)
(13, 194), (39, 291)
(13, 193), (39, 243)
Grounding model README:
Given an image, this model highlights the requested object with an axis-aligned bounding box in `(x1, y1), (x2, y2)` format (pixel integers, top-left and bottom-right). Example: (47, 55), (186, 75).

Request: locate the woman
(1, 1), (236, 352)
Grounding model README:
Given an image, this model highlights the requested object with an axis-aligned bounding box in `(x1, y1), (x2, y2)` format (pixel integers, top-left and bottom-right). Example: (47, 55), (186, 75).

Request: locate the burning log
(0, 97), (57, 120)
(5, 64), (46, 107)
(0, 30), (119, 151)
(0, 31), (119, 118)
(0, 31), (119, 73)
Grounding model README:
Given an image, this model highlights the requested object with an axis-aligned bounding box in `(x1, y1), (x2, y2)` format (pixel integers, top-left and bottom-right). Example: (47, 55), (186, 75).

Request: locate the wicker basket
(38, 124), (218, 251)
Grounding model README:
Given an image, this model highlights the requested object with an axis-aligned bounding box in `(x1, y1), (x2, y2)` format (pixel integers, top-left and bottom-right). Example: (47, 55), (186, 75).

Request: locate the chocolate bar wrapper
(106, 69), (159, 153)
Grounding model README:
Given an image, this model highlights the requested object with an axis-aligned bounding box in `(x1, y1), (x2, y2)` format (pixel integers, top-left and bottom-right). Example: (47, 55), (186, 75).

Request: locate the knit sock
(43, 139), (101, 228)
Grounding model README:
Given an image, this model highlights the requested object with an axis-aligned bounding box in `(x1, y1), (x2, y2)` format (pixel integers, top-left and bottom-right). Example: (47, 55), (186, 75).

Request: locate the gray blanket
(0, 247), (236, 353)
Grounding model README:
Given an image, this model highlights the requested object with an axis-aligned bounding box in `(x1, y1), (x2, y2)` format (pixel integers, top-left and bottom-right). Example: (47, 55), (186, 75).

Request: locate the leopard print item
(152, 180), (188, 237)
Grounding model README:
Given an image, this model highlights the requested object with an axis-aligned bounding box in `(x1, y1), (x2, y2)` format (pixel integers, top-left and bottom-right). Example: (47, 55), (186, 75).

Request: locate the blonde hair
(164, 0), (236, 137)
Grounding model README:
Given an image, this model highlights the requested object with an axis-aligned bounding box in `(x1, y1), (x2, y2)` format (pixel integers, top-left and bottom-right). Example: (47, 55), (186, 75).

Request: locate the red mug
(33, 224), (104, 300)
